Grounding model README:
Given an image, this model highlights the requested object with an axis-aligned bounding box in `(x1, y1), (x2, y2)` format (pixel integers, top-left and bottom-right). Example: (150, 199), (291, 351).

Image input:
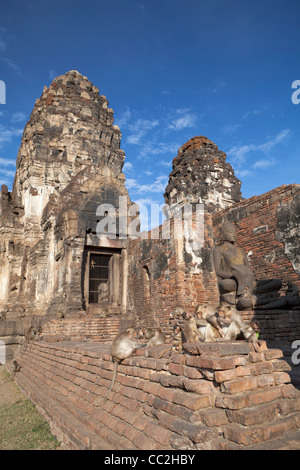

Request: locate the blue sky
(0, 0), (299, 227)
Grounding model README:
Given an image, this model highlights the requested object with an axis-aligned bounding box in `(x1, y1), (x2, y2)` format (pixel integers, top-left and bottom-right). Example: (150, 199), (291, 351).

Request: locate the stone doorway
(84, 247), (122, 314)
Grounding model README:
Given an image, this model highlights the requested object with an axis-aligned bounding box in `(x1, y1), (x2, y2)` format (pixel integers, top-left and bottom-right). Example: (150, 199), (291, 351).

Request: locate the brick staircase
(14, 340), (300, 450)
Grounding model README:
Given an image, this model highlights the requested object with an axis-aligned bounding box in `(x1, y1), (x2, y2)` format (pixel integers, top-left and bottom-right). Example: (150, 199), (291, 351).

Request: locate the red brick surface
(13, 339), (300, 450)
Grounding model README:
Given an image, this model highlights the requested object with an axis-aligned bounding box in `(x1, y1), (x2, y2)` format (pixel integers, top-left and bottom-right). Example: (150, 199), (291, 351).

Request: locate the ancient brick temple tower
(0, 70), (300, 356)
(1, 71), (300, 450)
(164, 136), (243, 215)
(0, 71), (136, 356)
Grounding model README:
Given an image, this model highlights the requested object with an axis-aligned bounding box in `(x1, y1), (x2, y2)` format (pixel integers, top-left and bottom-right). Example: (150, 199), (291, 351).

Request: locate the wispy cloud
(212, 78), (227, 93)
(228, 129), (291, 167)
(115, 108), (132, 130)
(168, 108), (197, 130)
(1, 58), (22, 76)
(0, 168), (15, 178)
(252, 158), (277, 169)
(49, 69), (57, 81)
(242, 109), (261, 120)
(0, 124), (23, 148)
(222, 124), (241, 135)
(123, 161), (134, 174)
(11, 112), (27, 123)
(125, 175), (168, 194)
(137, 3), (146, 16)
(137, 141), (179, 160)
(0, 157), (16, 167)
(127, 118), (159, 144)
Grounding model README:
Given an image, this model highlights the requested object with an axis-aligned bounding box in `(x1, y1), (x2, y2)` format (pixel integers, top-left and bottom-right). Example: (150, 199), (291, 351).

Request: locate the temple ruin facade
(1, 71), (300, 450)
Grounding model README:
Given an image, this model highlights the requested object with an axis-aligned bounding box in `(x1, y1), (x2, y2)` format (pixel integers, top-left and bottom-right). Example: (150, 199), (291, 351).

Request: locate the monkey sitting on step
(182, 311), (204, 343)
(194, 305), (225, 342)
(104, 328), (143, 403)
(218, 305), (261, 351)
(171, 324), (183, 351)
(144, 327), (166, 347)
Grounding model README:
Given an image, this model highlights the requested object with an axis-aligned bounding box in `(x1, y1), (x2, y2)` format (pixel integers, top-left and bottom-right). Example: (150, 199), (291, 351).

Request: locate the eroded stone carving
(213, 219), (282, 309)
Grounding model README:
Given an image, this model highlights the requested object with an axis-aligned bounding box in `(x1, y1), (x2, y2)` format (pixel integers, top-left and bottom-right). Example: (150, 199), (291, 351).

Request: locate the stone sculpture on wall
(213, 219), (282, 310)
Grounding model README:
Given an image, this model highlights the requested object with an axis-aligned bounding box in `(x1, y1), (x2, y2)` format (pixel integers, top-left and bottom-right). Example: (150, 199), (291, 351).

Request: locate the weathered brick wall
(213, 184), (300, 289)
(127, 213), (219, 330)
(41, 315), (120, 343)
(14, 340), (300, 450)
(241, 309), (300, 342)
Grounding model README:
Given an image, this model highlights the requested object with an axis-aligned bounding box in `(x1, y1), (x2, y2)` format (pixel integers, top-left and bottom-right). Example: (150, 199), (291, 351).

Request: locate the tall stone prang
(164, 136), (243, 215)
(0, 71), (134, 358)
(12, 70), (125, 233)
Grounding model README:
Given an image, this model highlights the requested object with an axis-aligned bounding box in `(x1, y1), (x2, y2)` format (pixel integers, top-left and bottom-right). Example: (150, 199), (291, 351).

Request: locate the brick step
(14, 340), (300, 450)
(224, 414), (300, 447)
(16, 357), (140, 450)
(246, 429), (300, 450)
(15, 372), (114, 450)
(16, 344), (172, 450)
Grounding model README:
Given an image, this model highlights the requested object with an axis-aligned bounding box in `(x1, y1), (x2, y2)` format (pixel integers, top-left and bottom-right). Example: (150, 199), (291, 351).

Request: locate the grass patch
(0, 371), (61, 450)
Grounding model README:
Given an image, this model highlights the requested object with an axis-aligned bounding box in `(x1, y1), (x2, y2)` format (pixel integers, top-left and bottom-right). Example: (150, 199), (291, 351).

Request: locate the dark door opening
(88, 254), (111, 304)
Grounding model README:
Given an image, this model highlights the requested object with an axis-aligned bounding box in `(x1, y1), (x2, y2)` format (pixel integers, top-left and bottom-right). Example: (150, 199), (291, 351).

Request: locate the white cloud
(11, 112), (27, 123)
(1, 58), (22, 75)
(228, 129), (291, 167)
(212, 78), (227, 93)
(0, 168), (15, 178)
(123, 161), (134, 174)
(243, 109), (261, 120)
(137, 141), (179, 160)
(168, 109), (197, 130)
(0, 124), (23, 147)
(125, 175), (168, 194)
(159, 160), (172, 168)
(127, 118), (159, 144)
(0, 157), (16, 166)
(222, 124), (241, 135)
(252, 158), (277, 169)
(235, 169), (254, 178)
(116, 108), (132, 129)
(49, 69), (56, 80)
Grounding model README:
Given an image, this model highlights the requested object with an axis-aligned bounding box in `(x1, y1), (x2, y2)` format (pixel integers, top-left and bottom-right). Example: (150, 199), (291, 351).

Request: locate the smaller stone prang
(164, 136), (243, 217)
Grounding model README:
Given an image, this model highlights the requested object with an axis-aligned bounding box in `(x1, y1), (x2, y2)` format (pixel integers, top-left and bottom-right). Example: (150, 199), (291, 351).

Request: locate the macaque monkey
(169, 305), (185, 323)
(171, 324), (183, 351)
(286, 282), (299, 297)
(144, 327), (166, 347)
(12, 360), (21, 378)
(104, 328), (142, 403)
(1, 360), (21, 384)
(23, 324), (42, 352)
(182, 311), (204, 343)
(194, 305), (224, 342)
(148, 324), (183, 358)
(218, 305), (260, 350)
(100, 308), (112, 318)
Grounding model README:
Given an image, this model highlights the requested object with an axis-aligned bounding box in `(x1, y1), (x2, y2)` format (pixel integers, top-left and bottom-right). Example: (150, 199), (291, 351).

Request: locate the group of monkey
(105, 303), (261, 401)
(6, 305), (261, 402)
